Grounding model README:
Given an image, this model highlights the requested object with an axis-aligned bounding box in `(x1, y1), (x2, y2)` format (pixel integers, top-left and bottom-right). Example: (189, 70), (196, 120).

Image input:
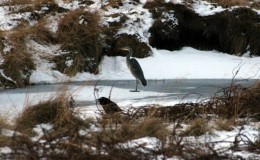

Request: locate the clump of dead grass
(182, 118), (212, 136)
(14, 93), (83, 134)
(214, 118), (234, 131)
(54, 9), (102, 76)
(29, 19), (57, 44)
(207, 82), (260, 121)
(2, 0), (56, 8)
(101, 0), (123, 9)
(96, 114), (168, 143)
(0, 115), (12, 132)
(1, 45), (35, 87)
(1, 29), (35, 87)
(206, 0), (249, 7)
(0, 19), (57, 88)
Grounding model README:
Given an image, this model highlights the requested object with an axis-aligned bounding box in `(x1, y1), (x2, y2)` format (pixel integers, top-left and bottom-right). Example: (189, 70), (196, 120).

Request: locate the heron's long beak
(120, 47), (128, 51)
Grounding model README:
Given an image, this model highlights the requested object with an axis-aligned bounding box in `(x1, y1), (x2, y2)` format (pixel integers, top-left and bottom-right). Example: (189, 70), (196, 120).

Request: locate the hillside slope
(0, 0), (260, 89)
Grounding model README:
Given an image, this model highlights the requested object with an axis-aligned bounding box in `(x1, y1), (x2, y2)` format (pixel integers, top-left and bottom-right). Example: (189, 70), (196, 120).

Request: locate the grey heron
(97, 97), (122, 114)
(120, 46), (147, 92)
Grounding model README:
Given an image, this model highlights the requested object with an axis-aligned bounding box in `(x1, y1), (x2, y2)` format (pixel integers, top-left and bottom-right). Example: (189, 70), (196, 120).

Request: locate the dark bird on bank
(120, 46), (147, 92)
(97, 97), (122, 114)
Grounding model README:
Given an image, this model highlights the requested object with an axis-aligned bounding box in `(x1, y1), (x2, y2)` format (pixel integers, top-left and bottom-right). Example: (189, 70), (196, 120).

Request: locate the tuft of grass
(206, 0), (249, 7)
(29, 19), (57, 44)
(1, 48), (35, 87)
(251, 1), (260, 9)
(214, 118), (234, 131)
(182, 118), (212, 137)
(2, 0), (55, 6)
(102, 0), (123, 9)
(0, 115), (12, 131)
(1, 0), (32, 5)
(208, 82), (260, 120)
(54, 9), (102, 76)
(113, 34), (151, 58)
(14, 93), (83, 134)
(97, 116), (168, 143)
(252, 82), (260, 97)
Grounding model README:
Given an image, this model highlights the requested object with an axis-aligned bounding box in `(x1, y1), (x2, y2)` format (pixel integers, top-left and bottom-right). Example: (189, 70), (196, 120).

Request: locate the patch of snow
(32, 123), (53, 142)
(102, 0), (153, 43)
(71, 47), (260, 82)
(1, 129), (19, 137)
(0, 5), (38, 30)
(0, 6), (19, 30)
(161, 10), (178, 25)
(192, 125), (259, 152)
(119, 137), (161, 153)
(45, 13), (61, 33)
(57, 0), (81, 10)
(0, 147), (12, 154)
(192, 1), (226, 16)
(27, 40), (69, 84)
(233, 151), (260, 159)
(165, 0), (184, 4)
(65, 60), (73, 67)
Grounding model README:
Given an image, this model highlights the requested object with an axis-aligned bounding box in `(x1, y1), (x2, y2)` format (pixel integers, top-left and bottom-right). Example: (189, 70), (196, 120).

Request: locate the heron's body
(97, 97), (122, 114)
(122, 46), (147, 92)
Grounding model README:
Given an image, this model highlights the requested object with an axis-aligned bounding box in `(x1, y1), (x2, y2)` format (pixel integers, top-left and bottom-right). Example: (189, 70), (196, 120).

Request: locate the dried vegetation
(206, 0), (249, 7)
(0, 81), (259, 159)
(54, 9), (102, 76)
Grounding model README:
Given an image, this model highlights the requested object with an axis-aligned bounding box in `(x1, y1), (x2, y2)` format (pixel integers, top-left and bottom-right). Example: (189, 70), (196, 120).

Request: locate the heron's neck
(126, 51), (132, 61)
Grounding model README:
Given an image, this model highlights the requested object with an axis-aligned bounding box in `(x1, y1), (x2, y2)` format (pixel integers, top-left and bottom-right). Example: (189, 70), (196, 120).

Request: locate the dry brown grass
(214, 118), (234, 131)
(182, 118), (212, 136)
(251, 1), (260, 9)
(0, 11), (57, 88)
(206, 0), (249, 7)
(1, 0), (61, 22)
(54, 9), (102, 76)
(0, 18), (57, 88)
(29, 19), (57, 44)
(0, 115), (12, 131)
(102, 0), (123, 9)
(97, 114), (168, 143)
(1, 97), (167, 159)
(1, 49), (34, 87)
(252, 81), (260, 97)
(0, 83), (258, 159)
(14, 92), (83, 134)
(208, 82), (260, 121)
(0, 28), (35, 87)
(2, 0), (55, 6)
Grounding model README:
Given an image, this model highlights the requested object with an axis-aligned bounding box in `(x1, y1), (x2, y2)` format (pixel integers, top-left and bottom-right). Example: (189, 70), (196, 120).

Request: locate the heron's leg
(135, 79), (138, 91)
(130, 79), (140, 92)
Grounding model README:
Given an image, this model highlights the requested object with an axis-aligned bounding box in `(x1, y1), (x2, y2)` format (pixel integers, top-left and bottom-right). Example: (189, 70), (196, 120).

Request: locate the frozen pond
(0, 79), (256, 107)
(0, 79), (258, 120)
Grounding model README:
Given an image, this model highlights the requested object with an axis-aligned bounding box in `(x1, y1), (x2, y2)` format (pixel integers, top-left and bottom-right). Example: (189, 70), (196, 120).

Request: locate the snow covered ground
(0, 0), (260, 158)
